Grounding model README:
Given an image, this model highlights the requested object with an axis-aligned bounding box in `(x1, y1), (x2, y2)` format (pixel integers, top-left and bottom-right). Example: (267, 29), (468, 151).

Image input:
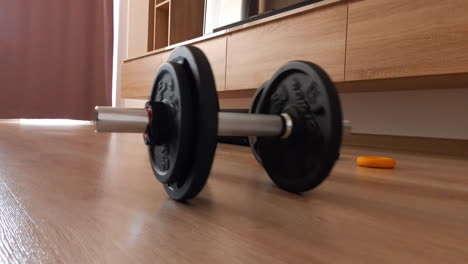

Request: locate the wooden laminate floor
(0, 122), (467, 263)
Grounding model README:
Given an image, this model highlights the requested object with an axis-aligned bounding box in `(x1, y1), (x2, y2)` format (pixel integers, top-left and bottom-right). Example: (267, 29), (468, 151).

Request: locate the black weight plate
(256, 61), (342, 193)
(248, 82), (268, 165)
(148, 62), (193, 184)
(162, 46), (219, 201)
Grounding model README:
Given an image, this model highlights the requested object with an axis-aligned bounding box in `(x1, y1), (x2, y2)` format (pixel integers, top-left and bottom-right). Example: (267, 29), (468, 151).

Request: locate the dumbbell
(95, 46), (344, 201)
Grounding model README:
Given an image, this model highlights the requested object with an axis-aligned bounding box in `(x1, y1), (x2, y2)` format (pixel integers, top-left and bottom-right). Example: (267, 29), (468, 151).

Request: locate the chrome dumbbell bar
(94, 107), (351, 137)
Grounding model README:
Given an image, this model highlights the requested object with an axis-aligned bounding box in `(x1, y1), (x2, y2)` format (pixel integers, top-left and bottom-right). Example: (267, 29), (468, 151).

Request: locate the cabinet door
(226, 2), (347, 90)
(121, 36), (227, 98)
(192, 37), (227, 91)
(346, 0), (468, 81)
(121, 53), (166, 99)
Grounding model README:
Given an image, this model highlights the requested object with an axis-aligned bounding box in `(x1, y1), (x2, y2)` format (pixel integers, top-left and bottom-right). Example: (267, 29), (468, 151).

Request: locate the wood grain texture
(217, 72), (468, 104)
(127, 0), (151, 58)
(218, 89), (256, 109)
(121, 52), (164, 98)
(226, 2), (347, 90)
(147, 0), (155, 51)
(0, 122), (467, 263)
(169, 0), (205, 45)
(121, 37), (227, 98)
(194, 37), (227, 91)
(126, 0), (343, 61)
(346, 0), (468, 81)
(154, 3), (169, 49)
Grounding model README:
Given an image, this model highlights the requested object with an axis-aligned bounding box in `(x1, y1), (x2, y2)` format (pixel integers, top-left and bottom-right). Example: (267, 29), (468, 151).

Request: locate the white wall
(204, 0), (244, 34)
(113, 0), (128, 107)
(341, 88), (468, 140)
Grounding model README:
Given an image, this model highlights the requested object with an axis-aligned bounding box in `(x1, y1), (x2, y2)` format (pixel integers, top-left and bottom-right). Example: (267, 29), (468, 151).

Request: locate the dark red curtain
(0, 0), (113, 120)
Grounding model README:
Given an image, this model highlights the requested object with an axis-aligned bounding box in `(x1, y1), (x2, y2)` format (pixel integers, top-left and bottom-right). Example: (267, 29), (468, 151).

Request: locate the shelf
(156, 1), (169, 12)
(169, 0), (205, 45)
(155, 0), (168, 6)
(154, 2), (170, 50)
(141, 0), (342, 58)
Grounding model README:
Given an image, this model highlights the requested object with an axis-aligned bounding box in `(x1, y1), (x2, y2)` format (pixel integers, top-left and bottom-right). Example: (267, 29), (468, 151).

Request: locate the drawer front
(226, 2), (347, 90)
(121, 36), (227, 99)
(346, 0), (468, 81)
(121, 53), (165, 99)
(158, 37), (227, 83)
(192, 37), (227, 91)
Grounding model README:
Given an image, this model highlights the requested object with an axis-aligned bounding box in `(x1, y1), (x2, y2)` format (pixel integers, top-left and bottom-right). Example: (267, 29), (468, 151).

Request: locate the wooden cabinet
(153, 1), (169, 50)
(194, 37), (227, 92)
(148, 0), (205, 51)
(225, 2), (347, 90)
(122, 0), (468, 99)
(121, 36), (227, 98)
(121, 53), (165, 99)
(170, 0), (205, 45)
(346, 0), (468, 81)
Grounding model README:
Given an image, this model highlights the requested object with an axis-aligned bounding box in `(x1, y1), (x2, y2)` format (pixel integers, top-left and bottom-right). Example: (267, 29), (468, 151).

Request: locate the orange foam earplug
(357, 156), (396, 169)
